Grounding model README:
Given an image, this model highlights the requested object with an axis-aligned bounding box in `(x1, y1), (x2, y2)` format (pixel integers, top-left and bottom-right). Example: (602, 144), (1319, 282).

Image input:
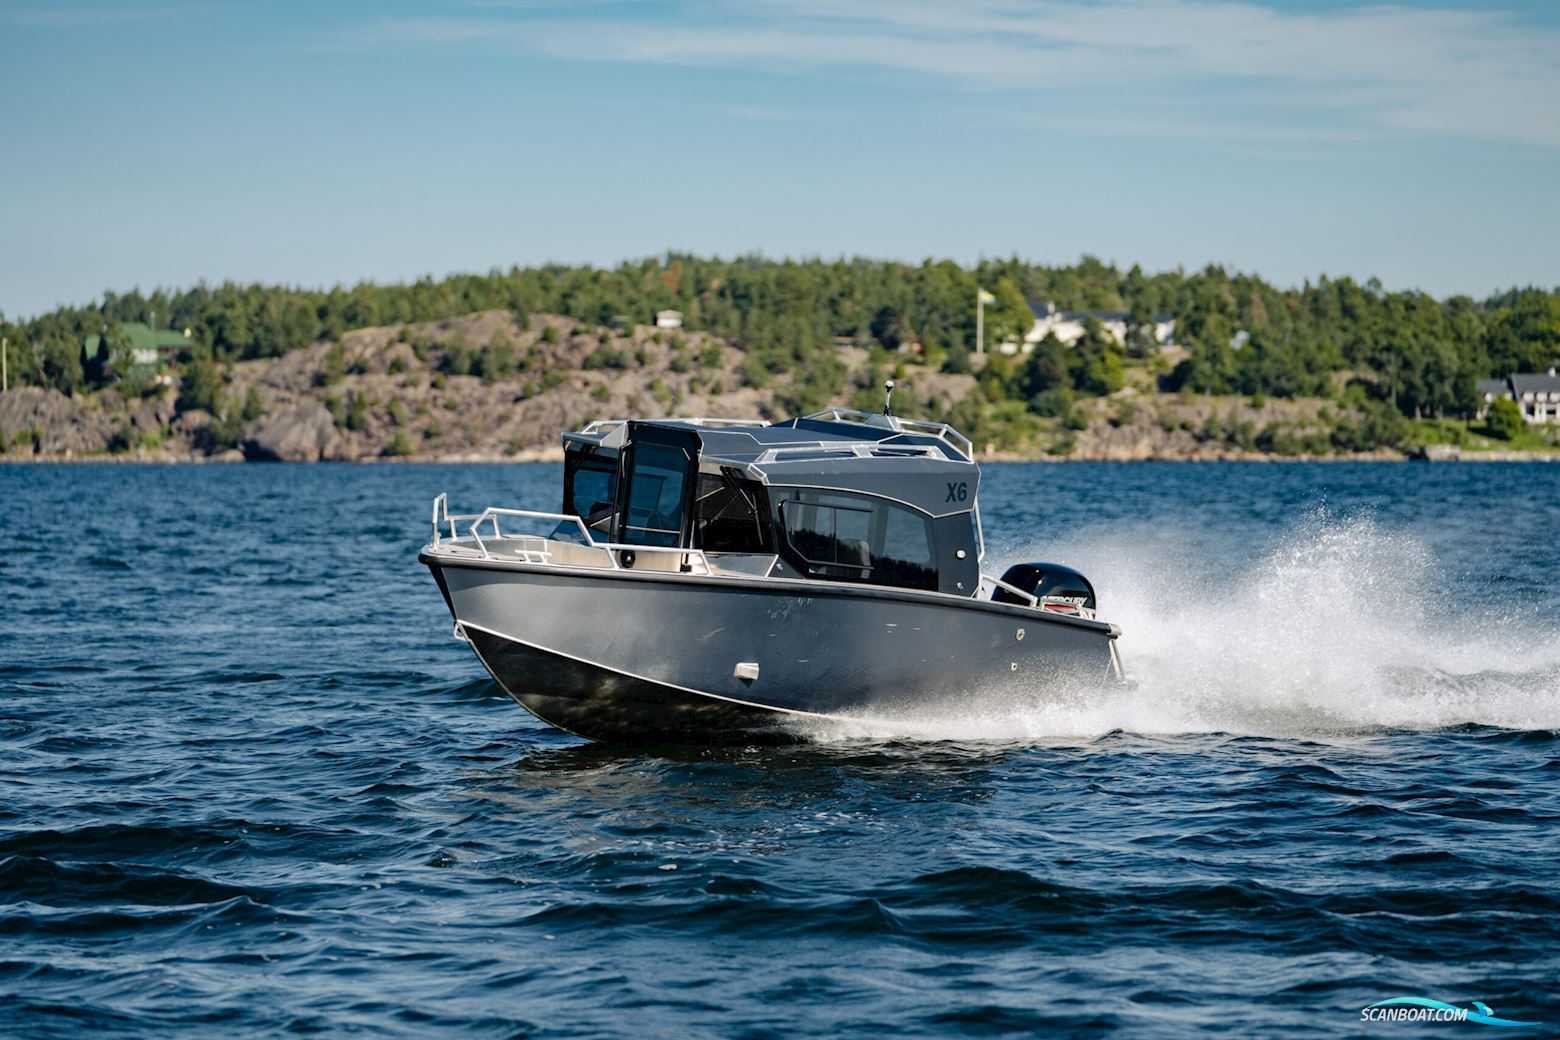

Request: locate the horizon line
(10, 251), (1558, 322)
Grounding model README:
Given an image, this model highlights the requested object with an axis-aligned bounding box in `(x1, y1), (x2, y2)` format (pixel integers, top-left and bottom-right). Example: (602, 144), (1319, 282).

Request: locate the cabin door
(616, 425), (699, 548)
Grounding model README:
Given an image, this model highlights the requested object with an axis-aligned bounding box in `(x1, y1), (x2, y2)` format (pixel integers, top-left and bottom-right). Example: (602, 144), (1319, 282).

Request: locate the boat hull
(423, 554), (1118, 743)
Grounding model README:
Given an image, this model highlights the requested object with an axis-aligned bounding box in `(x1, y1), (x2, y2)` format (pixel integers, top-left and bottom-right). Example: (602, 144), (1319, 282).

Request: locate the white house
(1477, 369), (1560, 423)
(1476, 379), (1509, 419)
(655, 310), (683, 330)
(1017, 301), (1175, 354)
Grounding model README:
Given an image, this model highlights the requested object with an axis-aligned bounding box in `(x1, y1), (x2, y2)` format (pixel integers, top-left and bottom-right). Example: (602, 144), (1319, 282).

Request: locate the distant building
(1016, 301), (1175, 354)
(1511, 370), (1560, 423)
(82, 323), (190, 381)
(1477, 369), (1560, 423)
(1475, 379), (1510, 419)
(655, 310), (683, 330)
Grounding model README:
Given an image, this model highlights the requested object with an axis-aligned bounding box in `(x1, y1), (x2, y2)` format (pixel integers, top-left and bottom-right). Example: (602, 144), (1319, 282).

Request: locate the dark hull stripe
(462, 625), (801, 745)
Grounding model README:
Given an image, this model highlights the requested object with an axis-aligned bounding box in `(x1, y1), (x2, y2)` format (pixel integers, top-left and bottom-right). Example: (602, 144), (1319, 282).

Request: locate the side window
(782, 497), (873, 574)
(695, 472), (773, 553)
(568, 463), (617, 533)
(777, 491), (937, 591)
(877, 502), (937, 590)
(621, 442), (690, 547)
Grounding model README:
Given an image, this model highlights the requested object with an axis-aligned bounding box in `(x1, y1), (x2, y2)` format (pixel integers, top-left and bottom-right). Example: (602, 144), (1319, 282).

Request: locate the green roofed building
(82, 323), (190, 378)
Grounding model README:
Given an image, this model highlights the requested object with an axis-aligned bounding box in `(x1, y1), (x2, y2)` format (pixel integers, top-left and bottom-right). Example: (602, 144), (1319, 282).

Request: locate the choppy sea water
(3, 461), (1557, 1038)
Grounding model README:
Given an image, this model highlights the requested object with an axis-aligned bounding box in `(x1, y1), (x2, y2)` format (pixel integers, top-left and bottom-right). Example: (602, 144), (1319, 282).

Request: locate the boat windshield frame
(614, 424), (701, 548)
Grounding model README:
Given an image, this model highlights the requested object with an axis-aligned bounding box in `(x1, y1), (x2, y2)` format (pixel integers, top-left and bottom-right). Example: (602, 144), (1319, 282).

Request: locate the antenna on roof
(883, 380), (896, 417)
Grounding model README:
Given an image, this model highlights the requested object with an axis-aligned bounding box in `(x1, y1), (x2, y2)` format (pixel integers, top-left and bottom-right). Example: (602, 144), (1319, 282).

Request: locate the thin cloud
(369, 0), (1560, 146)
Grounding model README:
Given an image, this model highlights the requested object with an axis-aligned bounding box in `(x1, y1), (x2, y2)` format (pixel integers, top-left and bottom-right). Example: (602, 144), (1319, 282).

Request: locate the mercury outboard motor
(991, 562), (1097, 615)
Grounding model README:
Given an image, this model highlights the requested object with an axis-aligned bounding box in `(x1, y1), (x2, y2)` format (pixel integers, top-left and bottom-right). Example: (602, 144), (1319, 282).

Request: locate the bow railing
(428, 493), (713, 574)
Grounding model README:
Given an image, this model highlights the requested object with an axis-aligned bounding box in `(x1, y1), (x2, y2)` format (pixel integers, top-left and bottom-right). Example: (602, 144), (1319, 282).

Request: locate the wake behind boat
(420, 390), (1125, 743)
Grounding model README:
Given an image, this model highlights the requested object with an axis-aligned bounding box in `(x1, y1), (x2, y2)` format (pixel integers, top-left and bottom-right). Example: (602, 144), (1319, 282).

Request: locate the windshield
(620, 442), (690, 547)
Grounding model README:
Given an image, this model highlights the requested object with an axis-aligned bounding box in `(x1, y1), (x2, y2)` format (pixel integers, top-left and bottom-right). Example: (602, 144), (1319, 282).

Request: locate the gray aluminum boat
(420, 395), (1125, 743)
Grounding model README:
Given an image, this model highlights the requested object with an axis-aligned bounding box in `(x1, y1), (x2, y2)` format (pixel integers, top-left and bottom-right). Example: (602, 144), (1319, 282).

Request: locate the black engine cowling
(991, 562), (1097, 611)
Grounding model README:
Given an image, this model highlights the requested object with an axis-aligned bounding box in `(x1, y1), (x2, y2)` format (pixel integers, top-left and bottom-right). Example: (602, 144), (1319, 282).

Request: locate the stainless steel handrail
(895, 417), (975, 461)
(466, 507), (593, 560)
(801, 407), (975, 461)
(980, 572), (1039, 608)
(748, 442), (943, 465)
(978, 573), (1107, 629)
(432, 492), (488, 547)
(676, 417), (773, 428)
(803, 406), (888, 426)
(575, 416), (771, 435)
(429, 496), (714, 574)
(564, 416), (772, 451)
(575, 419), (628, 436)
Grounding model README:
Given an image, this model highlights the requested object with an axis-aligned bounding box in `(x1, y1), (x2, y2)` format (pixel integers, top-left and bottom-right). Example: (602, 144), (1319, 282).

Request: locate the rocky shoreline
(4, 310), (1556, 466)
(9, 443), (1558, 464)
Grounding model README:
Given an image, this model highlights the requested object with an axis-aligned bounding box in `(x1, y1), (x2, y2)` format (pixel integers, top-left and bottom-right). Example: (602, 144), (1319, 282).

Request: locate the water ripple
(1, 462), (1557, 1037)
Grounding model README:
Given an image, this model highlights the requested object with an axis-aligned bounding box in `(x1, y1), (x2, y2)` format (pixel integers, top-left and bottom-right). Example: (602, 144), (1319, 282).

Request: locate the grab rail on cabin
(674, 417), (775, 428)
(802, 407), (975, 462)
(564, 416), (774, 451)
(746, 441), (946, 466)
(573, 416), (773, 437)
(573, 419), (627, 437)
(429, 494), (713, 574)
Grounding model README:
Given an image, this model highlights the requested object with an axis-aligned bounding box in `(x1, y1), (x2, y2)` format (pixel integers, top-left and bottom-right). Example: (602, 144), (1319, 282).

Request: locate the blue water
(3, 462), (1558, 1037)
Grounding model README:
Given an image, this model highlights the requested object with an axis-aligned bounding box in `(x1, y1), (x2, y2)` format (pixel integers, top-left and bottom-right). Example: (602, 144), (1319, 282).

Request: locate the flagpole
(976, 288), (985, 356)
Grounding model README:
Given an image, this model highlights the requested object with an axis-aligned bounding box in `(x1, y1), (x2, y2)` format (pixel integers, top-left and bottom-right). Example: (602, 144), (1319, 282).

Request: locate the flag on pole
(977, 289), (996, 304)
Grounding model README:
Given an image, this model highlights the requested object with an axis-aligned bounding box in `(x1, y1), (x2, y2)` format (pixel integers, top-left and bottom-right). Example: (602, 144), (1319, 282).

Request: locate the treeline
(4, 255), (1558, 434)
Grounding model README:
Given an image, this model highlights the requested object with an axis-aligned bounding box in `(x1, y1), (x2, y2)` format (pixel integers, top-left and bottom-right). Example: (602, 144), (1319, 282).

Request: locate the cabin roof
(662, 417), (963, 460)
(562, 411), (979, 517)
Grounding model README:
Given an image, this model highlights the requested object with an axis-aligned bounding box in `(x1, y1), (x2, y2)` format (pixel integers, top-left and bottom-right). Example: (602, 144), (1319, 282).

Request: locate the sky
(2, 0), (1558, 318)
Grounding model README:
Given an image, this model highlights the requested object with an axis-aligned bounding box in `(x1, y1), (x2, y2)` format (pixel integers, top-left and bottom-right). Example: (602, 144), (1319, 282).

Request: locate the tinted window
(783, 496), (872, 573)
(695, 472), (773, 553)
(877, 503), (937, 589)
(777, 491), (936, 591)
(621, 443), (689, 547)
(567, 462), (617, 533)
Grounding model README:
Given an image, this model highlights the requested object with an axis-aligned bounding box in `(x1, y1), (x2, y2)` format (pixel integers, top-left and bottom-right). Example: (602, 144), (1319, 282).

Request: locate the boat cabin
(560, 410), (984, 597)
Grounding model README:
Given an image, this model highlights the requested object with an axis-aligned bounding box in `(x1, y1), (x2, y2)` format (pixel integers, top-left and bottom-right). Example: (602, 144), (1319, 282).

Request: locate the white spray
(798, 511), (1560, 743)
